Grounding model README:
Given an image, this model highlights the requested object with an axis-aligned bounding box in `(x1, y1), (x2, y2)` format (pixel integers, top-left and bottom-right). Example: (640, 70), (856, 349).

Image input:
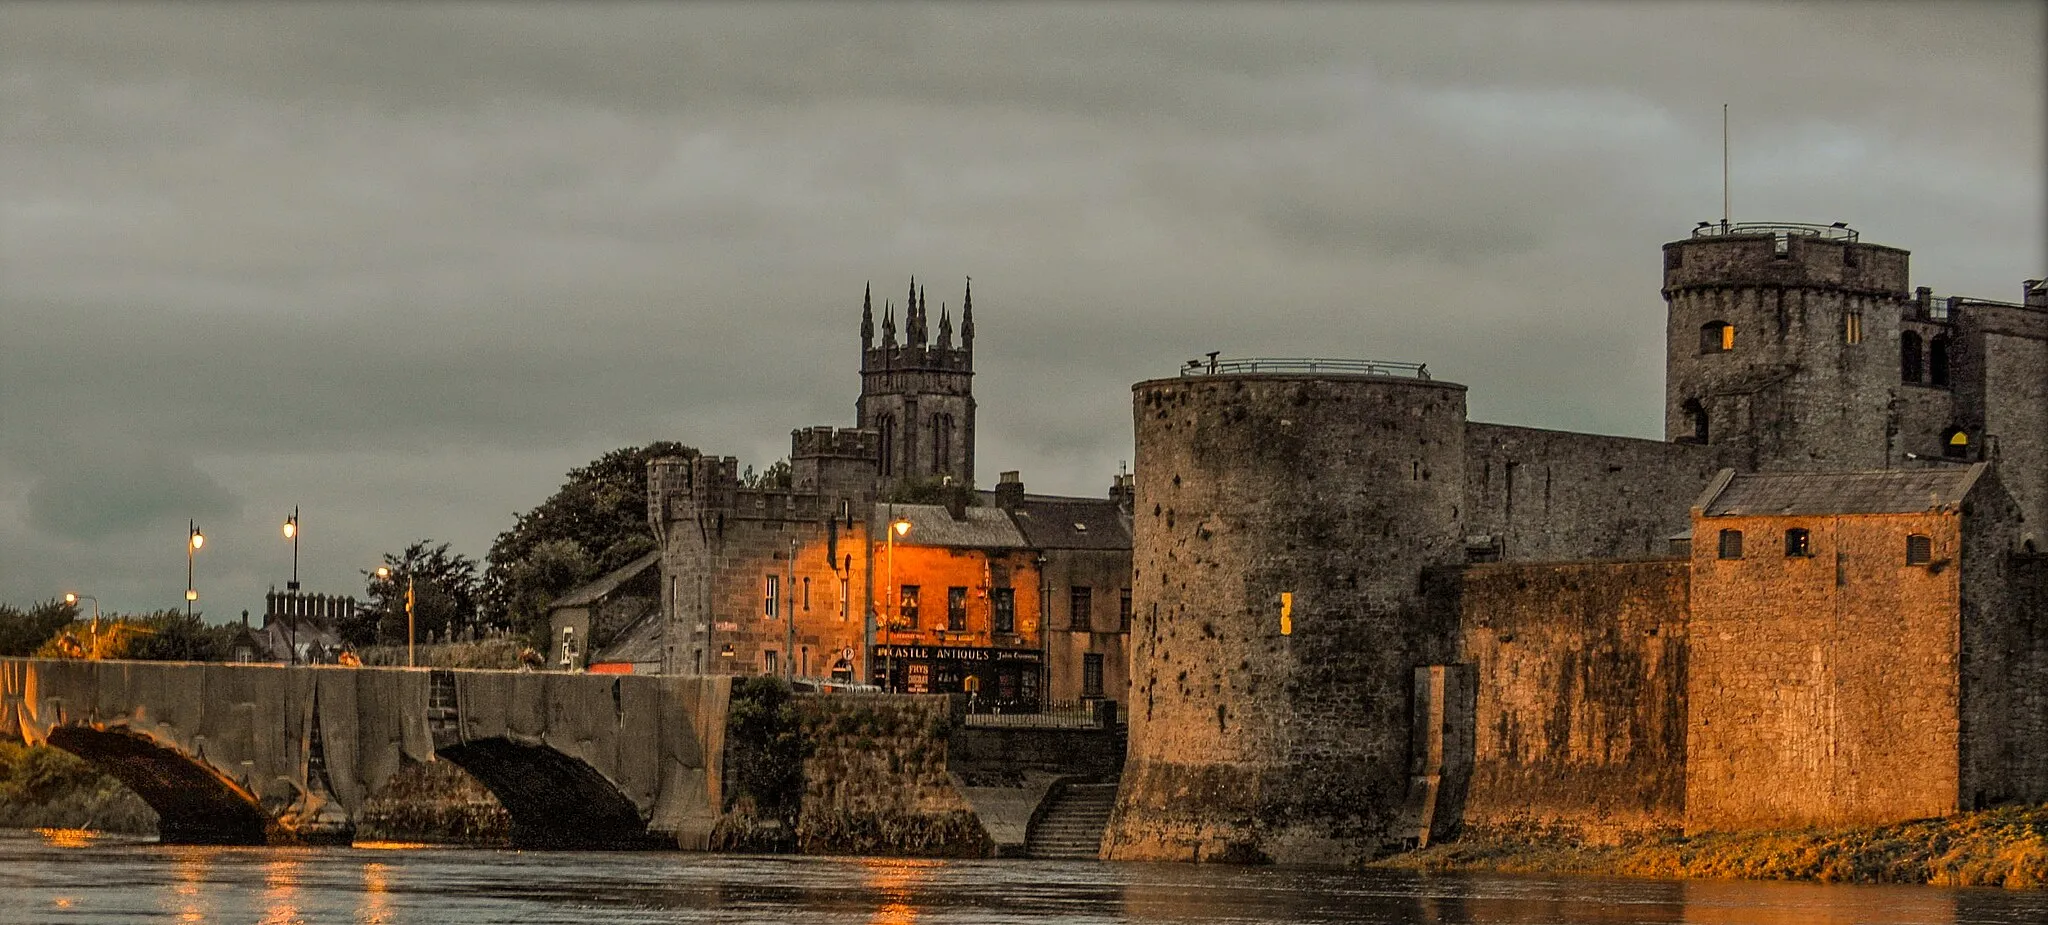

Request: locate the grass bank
(1377, 805), (2048, 889)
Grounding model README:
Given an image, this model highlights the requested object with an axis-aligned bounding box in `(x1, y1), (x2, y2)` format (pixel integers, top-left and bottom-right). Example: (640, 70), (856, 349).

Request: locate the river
(5, 830), (2045, 924)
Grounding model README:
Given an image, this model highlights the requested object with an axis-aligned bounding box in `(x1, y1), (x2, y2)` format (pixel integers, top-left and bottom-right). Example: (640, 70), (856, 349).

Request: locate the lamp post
(63, 593), (100, 659)
(374, 565), (416, 668)
(283, 508), (300, 664)
(883, 513), (910, 692)
(186, 521), (205, 618)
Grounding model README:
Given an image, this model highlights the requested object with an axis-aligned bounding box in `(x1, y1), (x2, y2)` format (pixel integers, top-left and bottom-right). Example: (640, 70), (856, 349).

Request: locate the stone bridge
(0, 658), (728, 849)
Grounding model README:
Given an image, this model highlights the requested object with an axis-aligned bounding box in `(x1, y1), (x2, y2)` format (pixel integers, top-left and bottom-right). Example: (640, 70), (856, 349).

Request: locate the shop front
(872, 644), (1042, 708)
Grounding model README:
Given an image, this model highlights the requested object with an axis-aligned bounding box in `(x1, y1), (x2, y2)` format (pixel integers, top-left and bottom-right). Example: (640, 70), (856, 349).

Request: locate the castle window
(1944, 428), (1969, 459)
(947, 586), (968, 632)
(1929, 334), (1951, 387)
(1700, 321), (1734, 354)
(1906, 534), (1933, 566)
(1901, 331), (1924, 383)
(1843, 310), (1863, 345)
(764, 575), (779, 618)
(1784, 528), (1812, 558)
(803, 577), (811, 611)
(878, 414), (896, 477)
(839, 578), (850, 622)
(1717, 529), (1744, 560)
(899, 585), (920, 628)
(763, 649), (779, 676)
(1682, 398), (1710, 444)
(993, 588), (1015, 634)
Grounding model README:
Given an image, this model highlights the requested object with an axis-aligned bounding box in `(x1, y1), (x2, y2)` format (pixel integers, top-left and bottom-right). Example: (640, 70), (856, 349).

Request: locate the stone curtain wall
(1685, 511), (1963, 833)
(1463, 424), (1727, 562)
(1443, 560), (1690, 843)
(788, 693), (990, 856)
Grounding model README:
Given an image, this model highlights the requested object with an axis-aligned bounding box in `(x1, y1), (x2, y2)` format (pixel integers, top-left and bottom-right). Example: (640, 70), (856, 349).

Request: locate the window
(1844, 310), (1863, 344)
(1718, 529), (1744, 560)
(1700, 321), (1733, 354)
(1945, 429), (1970, 460)
(1784, 528), (1812, 558)
(839, 578), (850, 622)
(992, 588), (1015, 634)
(878, 414), (896, 477)
(1119, 589), (1133, 632)
(1082, 653), (1105, 698)
(764, 575), (779, 618)
(764, 649), (779, 675)
(899, 585), (921, 628)
(1906, 534), (1933, 566)
(1901, 331), (1924, 382)
(1682, 398), (1710, 444)
(947, 587), (968, 632)
(1069, 586), (1093, 631)
(803, 577), (810, 611)
(1930, 334), (1951, 387)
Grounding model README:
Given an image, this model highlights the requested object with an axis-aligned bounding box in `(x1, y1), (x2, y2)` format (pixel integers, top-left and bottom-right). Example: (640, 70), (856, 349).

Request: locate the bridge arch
(43, 724), (273, 845)
(434, 736), (659, 849)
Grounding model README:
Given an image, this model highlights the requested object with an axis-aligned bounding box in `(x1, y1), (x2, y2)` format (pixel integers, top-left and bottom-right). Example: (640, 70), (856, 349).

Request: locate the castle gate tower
(857, 278), (976, 489)
(1105, 359), (1468, 866)
(1662, 222), (1911, 470)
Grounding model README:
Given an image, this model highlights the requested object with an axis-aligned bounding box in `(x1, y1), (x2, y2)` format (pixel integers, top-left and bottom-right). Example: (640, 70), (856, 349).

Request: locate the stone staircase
(1024, 782), (1118, 860)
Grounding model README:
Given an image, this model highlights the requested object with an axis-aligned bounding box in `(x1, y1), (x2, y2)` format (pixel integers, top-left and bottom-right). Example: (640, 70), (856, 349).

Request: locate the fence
(962, 698), (1119, 729)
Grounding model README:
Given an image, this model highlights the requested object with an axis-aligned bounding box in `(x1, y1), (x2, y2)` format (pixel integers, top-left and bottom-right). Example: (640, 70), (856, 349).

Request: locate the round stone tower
(1104, 360), (1468, 865)
(1662, 222), (1911, 470)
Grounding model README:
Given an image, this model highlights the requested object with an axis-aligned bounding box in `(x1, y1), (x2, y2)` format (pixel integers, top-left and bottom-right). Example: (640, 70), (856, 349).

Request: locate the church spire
(860, 282), (873, 351)
(960, 277), (974, 355)
(881, 298), (896, 347)
(937, 301), (953, 349)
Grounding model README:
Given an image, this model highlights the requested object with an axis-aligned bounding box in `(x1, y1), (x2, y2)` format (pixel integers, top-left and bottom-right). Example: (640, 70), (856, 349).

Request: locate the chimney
(1110, 472), (1135, 512)
(995, 471), (1025, 512)
(946, 492), (969, 521)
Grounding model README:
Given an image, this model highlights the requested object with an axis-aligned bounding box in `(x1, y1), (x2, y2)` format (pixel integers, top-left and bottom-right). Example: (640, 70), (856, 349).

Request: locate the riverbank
(1377, 805), (2048, 889)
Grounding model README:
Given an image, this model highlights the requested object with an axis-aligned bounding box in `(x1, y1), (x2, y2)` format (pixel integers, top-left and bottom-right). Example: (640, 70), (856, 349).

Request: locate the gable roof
(550, 550), (661, 610)
(873, 503), (1029, 549)
(588, 606), (664, 667)
(1695, 464), (1987, 517)
(1001, 494), (1133, 550)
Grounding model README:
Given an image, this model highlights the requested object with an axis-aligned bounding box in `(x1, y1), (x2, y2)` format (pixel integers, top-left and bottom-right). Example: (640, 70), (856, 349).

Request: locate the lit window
(1906, 534), (1933, 566)
(1718, 529), (1744, 560)
(1701, 321), (1734, 354)
(1945, 429), (1970, 460)
(899, 585), (920, 628)
(1784, 528), (1812, 558)
(947, 587), (967, 632)
(1843, 311), (1863, 344)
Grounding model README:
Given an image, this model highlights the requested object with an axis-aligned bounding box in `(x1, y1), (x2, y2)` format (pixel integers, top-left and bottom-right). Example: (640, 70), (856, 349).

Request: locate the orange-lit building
(870, 500), (1045, 701)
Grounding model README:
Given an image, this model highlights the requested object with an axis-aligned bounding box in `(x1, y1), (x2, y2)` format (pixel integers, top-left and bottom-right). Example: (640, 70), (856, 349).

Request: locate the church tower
(858, 277), (976, 489)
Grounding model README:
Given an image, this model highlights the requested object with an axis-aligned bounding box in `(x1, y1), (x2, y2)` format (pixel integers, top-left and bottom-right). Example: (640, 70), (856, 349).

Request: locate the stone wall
(786, 693), (991, 856)
(1957, 475), (2048, 808)
(1044, 547), (1133, 703)
(1463, 424), (1727, 562)
(1436, 559), (1689, 843)
(1686, 511), (1963, 833)
(1110, 373), (1468, 865)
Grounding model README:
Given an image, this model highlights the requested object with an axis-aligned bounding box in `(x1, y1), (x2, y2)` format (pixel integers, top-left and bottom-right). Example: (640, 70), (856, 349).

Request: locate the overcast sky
(3, 1), (2042, 616)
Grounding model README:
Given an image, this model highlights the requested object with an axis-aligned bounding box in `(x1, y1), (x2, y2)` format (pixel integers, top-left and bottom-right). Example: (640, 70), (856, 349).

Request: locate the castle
(1103, 222), (2048, 865)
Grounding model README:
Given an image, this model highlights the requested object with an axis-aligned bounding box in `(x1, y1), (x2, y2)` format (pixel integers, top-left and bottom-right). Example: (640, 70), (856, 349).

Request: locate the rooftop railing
(1689, 221), (1859, 243)
(1178, 357), (1431, 380)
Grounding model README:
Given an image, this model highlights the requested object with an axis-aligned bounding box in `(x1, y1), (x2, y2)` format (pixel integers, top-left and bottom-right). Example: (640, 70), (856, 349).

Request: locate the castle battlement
(791, 426), (879, 460)
(1663, 220), (1909, 296)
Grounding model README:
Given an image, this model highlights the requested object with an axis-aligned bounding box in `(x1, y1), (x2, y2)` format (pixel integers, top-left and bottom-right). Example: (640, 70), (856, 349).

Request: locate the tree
(482, 441), (692, 642)
(31, 608), (239, 662)
(358, 541), (482, 648)
(0, 599), (78, 657)
(740, 459), (791, 489)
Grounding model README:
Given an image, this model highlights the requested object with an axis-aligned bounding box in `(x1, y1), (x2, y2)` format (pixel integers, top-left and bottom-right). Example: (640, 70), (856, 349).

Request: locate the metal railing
(963, 698), (1118, 729)
(1689, 221), (1859, 243)
(1178, 357), (1430, 380)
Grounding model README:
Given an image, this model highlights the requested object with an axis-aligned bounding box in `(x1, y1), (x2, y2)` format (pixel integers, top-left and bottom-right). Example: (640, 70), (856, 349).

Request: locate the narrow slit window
(1718, 529), (1744, 560)
(1843, 311), (1863, 344)
(1906, 534), (1933, 566)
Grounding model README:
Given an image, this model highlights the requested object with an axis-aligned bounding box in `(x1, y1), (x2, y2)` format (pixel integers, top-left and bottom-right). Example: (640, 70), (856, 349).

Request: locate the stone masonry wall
(1442, 559), (1690, 843)
(1463, 423), (1728, 562)
(1110, 373), (1468, 866)
(790, 693), (991, 856)
(1686, 511), (1963, 833)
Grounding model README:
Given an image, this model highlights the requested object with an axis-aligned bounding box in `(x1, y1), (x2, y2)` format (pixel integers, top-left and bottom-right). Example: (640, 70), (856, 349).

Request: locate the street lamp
(374, 565), (416, 668)
(186, 521), (205, 618)
(883, 514), (911, 692)
(283, 508), (300, 591)
(63, 592), (101, 659)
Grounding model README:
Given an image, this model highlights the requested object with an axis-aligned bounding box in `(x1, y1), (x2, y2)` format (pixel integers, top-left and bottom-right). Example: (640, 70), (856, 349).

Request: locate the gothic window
(931, 414), (951, 472)
(1718, 529), (1744, 560)
(1784, 528), (1812, 558)
(1682, 398), (1710, 444)
(1929, 334), (1951, 387)
(1700, 321), (1733, 354)
(1906, 534), (1933, 566)
(1944, 428), (1970, 459)
(878, 414), (896, 477)
(1901, 331), (1924, 383)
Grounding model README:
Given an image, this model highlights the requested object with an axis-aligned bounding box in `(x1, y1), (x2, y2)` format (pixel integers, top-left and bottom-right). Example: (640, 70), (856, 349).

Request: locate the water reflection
(259, 856), (303, 925)
(861, 857), (941, 925)
(358, 861), (393, 925)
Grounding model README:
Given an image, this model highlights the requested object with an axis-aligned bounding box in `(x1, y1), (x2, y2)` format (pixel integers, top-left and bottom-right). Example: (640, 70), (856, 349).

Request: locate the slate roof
(1697, 465), (1986, 517)
(550, 550), (661, 610)
(999, 494), (1134, 550)
(589, 607), (663, 668)
(873, 503), (1029, 549)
